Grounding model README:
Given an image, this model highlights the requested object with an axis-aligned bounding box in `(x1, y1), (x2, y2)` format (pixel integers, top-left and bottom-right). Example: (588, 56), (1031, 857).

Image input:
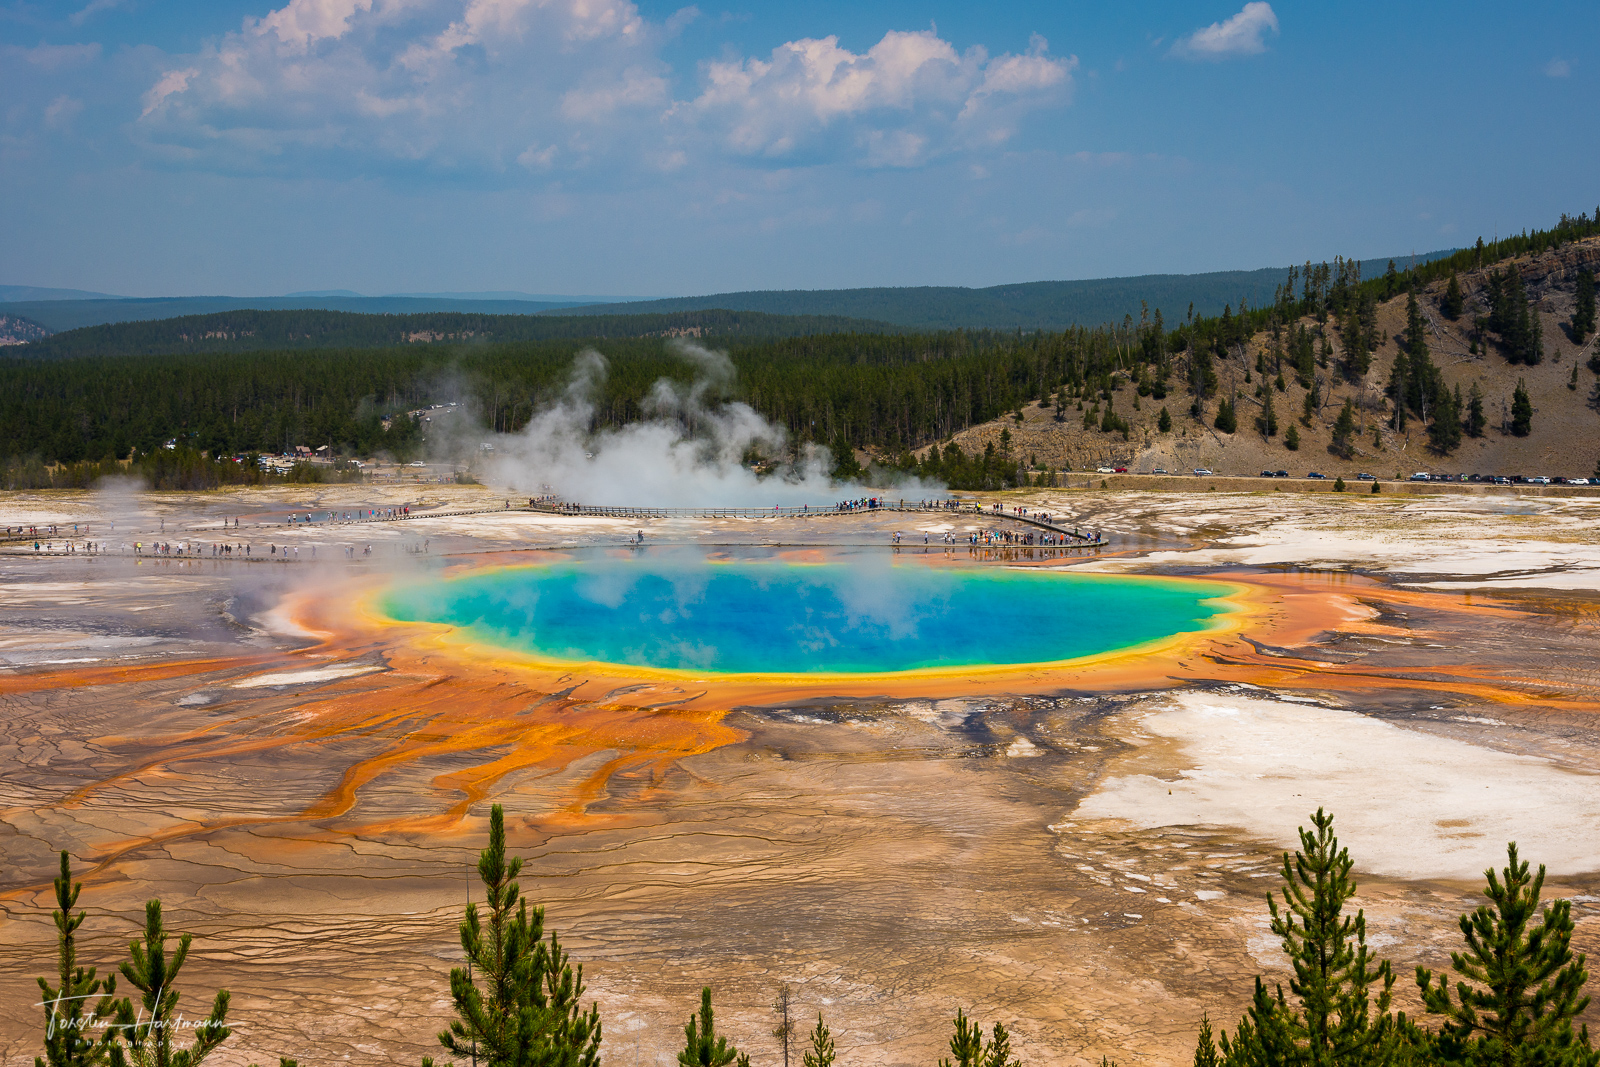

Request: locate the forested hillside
(0, 329), (1051, 467)
(541, 252), (1457, 331)
(2, 211), (1594, 491)
(933, 221), (1600, 485)
(17, 307), (897, 358)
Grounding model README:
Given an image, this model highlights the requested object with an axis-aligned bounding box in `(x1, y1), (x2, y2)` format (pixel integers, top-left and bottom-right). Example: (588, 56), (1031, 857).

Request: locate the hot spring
(378, 551), (1239, 675)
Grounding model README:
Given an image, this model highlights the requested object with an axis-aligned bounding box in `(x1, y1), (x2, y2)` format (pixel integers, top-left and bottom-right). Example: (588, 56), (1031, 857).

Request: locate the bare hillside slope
(935, 237), (1600, 480)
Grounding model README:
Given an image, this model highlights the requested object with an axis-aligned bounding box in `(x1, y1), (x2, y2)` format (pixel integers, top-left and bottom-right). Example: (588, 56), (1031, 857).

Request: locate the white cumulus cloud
(1171, 2), (1279, 60)
(129, 0), (1073, 178)
(683, 29), (1072, 166)
(135, 0), (662, 173)
(141, 68), (198, 116)
(251, 0), (375, 50)
(1544, 57), (1571, 78)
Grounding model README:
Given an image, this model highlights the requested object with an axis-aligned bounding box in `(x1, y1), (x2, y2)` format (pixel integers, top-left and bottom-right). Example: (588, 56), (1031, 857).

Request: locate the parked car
(1260, 470), (1275, 478)
(1274, 470), (1290, 478)
(1526, 476), (1551, 485)
(1096, 467), (1116, 474)
(1356, 472), (1377, 481)
(1152, 468), (1169, 474)
(1492, 476), (1512, 485)
(1193, 468), (1214, 476)
(1306, 472), (1326, 479)
(1114, 467), (1129, 473)
(1410, 472), (1432, 481)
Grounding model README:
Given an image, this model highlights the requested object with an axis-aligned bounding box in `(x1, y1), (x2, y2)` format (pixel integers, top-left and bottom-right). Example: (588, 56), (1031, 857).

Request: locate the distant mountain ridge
(0, 285), (123, 302)
(542, 252), (1458, 331)
(0, 295), (600, 333)
(3, 250), (1455, 334)
(9, 307), (900, 358)
(285, 289), (636, 301)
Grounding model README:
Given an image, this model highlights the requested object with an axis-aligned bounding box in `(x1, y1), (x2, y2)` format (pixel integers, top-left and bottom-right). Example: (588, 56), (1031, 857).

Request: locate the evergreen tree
(1340, 311), (1366, 382)
(1466, 383), (1487, 438)
(1216, 810), (1399, 1067)
(1334, 477), (1346, 492)
(1192, 344), (1219, 399)
(1286, 423), (1301, 451)
(1195, 1014), (1219, 1067)
(1491, 270), (1545, 366)
(981, 1024), (1020, 1067)
(830, 436), (864, 483)
(1215, 395), (1238, 434)
(1259, 390), (1279, 438)
(1388, 352), (1409, 432)
(1429, 385), (1462, 454)
(1511, 380), (1532, 437)
(1399, 289), (1443, 420)
(1292, 326), (1317, 384)
(1405, 289), (1430, 363)
(1527, 305), (1545, 366)
(35, 852), (122, 1067)
(1331, 400), (1357, 459)
(1443, 273), (1465, 320)
(679, 989), (746, 1067)
(1417, 843), (1598, 1067)
(1158, 407), (1173, 433)
(802, 1014), (835, 1067)
(1486, 270), (1514, 337)
(1358, 288), (1380, 360)
(1572, 268), (1596, 345)
(110, 901), (232, 1067)
(937, 1011), (1019, 1067)
(942, 1012), (982, 1067)
(431, 804), (602, 1067)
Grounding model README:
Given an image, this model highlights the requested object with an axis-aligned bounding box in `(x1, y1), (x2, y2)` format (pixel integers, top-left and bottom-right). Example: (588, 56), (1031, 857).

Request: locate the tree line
(4, 208), (1594, 485)
(32, 805), (1595, 1067)
(18, 308), (899, 359)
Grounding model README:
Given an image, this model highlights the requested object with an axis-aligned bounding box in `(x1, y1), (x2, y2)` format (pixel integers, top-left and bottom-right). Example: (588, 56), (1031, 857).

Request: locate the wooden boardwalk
(530, 500), (1107, 546)
(3, 498), (1107, 549)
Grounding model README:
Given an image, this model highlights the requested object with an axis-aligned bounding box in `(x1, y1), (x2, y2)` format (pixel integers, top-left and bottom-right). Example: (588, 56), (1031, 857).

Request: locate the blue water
(380, 553), (1234, 674)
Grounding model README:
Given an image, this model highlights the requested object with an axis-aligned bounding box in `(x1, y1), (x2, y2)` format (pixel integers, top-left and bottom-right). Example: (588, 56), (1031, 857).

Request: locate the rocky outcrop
(0, 313), (50, 346)
(1514, 237), (1600, 290)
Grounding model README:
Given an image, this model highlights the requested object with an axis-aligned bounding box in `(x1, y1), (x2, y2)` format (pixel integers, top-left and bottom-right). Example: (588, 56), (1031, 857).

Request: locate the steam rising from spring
(485, 341), (941, 507)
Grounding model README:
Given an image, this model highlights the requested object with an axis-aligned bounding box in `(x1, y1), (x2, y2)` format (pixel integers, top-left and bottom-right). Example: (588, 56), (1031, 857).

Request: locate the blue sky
(2, 0), (1595, 297)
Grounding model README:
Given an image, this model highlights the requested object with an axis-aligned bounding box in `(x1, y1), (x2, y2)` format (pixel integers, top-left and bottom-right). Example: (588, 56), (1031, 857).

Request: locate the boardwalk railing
(3, 498), (1106, 548)
(532, 500), (1106, 546)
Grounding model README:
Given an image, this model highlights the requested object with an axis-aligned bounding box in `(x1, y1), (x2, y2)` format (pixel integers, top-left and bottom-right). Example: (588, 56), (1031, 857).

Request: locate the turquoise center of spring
(380, 553), (1235, 674)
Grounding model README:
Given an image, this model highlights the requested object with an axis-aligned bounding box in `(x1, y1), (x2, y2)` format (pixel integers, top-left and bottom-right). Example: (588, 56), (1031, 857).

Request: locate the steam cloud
(484, 341), (944, 507)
